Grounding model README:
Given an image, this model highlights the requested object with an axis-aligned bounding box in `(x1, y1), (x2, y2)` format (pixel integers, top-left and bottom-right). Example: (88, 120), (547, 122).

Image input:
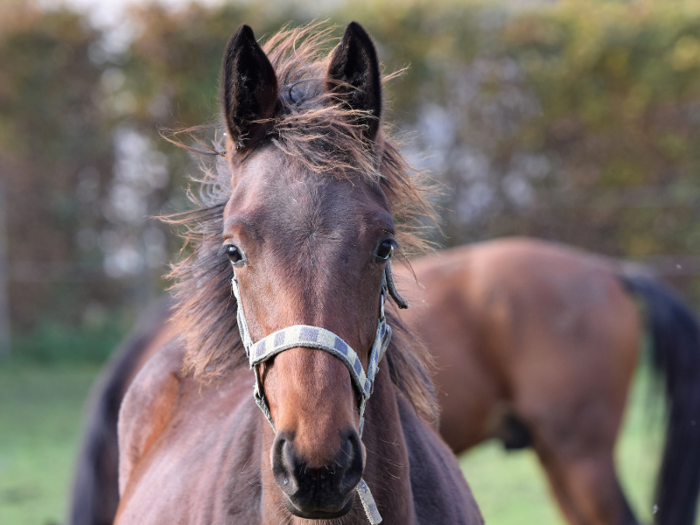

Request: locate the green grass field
(0, 362), (670, 524)
(0, 363), (101, 525)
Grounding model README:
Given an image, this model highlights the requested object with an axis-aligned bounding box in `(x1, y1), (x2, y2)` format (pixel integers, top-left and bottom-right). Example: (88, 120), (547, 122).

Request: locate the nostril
(272, 433), (298, 496)
(339, 431), (363, 493)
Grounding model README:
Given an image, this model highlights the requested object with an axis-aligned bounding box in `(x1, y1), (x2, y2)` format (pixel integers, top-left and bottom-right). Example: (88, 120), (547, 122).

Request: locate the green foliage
(350, 0), (700, 260)
(8, 311), (130, 364)
(116, 0), (700, 260)
(0, 6), (116, 335)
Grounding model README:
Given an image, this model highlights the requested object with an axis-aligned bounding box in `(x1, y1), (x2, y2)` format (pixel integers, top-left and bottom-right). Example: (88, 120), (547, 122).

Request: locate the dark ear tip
(344, 21), (371, 42)
(231, 24), (256, 45)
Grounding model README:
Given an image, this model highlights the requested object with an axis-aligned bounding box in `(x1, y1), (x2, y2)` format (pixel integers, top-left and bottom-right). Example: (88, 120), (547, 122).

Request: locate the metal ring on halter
(229, 260), (404, 525)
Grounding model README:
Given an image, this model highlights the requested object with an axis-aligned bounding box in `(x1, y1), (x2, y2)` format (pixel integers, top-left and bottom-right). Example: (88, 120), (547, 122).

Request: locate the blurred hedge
(116, 0), (700, 297)
(2, 0), (700, 358)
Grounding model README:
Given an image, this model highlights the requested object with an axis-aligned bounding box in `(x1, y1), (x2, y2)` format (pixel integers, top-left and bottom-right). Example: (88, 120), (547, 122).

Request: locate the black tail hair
(67, 298), (172, 525)
(621, 271), (700, 525)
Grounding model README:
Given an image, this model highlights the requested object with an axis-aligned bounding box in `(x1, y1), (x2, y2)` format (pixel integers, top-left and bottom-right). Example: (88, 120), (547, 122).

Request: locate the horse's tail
(67, 298), (172, 525)
(620, 269), (700, 525)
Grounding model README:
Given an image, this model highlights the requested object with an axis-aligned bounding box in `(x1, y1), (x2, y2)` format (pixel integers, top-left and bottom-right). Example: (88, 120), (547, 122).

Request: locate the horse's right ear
(222, 25), (278, 151)
(326, 22), (382, 142)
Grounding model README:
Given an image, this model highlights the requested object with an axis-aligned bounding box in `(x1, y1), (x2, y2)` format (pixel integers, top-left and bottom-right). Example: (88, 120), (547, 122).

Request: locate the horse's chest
(118, 376), (264, 524)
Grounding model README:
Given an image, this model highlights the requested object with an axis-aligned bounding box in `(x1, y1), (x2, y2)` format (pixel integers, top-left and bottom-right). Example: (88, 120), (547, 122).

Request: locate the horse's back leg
(512, 337), (640, 525)
(507, 285), (641, 525)
(533, 439), (637, 525)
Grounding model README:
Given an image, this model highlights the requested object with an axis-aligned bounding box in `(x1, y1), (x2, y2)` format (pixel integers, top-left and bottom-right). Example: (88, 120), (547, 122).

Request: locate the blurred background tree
(2, 0), (700, 360)
(0, 5), (120, 359)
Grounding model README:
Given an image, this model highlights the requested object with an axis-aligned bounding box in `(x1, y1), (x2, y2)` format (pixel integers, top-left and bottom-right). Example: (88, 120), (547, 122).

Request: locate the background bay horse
(111, 22), (481, 525)
(395, 237), (700, 525)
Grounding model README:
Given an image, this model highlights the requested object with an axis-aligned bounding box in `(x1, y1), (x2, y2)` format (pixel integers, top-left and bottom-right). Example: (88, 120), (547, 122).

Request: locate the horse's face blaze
(220, 22), (391, 517)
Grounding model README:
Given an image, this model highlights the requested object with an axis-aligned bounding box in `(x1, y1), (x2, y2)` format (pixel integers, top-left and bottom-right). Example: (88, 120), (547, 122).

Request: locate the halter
(230, 259), (407, 525)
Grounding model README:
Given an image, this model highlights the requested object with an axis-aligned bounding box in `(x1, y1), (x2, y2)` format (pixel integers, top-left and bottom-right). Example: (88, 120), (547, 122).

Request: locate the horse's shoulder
(118, 340), (185, 495)
(397, 394), (484, 525)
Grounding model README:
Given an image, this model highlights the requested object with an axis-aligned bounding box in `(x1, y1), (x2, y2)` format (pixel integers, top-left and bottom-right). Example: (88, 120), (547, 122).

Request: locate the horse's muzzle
(272, 428), (364, 518)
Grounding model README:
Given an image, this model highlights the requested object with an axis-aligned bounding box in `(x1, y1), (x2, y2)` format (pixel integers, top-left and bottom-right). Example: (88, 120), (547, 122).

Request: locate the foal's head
(220, 23), (397, 518)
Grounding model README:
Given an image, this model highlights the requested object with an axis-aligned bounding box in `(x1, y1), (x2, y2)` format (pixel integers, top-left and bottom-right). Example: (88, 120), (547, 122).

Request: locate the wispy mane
(163, 23), (439, 425)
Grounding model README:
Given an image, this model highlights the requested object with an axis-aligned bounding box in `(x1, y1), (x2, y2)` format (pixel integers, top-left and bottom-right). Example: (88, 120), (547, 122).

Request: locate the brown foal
(111, 22), (482, 525)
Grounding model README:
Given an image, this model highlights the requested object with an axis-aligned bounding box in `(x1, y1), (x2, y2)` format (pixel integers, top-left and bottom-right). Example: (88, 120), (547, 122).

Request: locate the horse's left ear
(326, 22), (382, 141)
(222, 25), (279, 151)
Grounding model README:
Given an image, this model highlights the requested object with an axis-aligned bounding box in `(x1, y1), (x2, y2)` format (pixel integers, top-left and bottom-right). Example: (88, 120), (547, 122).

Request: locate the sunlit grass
(0, 363), (99, 525)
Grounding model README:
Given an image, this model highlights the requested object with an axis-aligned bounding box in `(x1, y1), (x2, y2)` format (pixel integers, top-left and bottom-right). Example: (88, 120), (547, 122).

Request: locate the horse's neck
(357, 368), (417, 523)
(259, 369), (416, 525)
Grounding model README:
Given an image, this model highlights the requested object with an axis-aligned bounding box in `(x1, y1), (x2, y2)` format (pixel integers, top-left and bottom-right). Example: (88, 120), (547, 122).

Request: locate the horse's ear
(326, 22), (382, 141)
(222, 25), (278, 150)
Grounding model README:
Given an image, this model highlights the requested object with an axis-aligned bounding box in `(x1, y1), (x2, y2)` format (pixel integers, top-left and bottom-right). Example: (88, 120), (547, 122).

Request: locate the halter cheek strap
(230, 261), (405, 525)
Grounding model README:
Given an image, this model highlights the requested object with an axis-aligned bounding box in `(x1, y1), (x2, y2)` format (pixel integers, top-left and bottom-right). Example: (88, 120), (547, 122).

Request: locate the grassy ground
(0, 363), (101, 525)
(0, 362), (669, 524)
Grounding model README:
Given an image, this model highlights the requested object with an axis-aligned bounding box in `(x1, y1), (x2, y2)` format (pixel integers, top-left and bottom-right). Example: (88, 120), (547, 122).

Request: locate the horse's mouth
(284, 492), (355, 520)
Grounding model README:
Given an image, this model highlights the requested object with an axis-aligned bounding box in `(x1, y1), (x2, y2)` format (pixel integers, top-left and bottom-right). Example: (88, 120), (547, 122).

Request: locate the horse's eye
(225, 244), (245, 266)
(374, 240), (395, 262)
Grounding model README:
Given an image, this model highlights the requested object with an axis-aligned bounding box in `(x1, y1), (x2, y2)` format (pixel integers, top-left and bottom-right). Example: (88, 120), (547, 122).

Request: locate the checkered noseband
(230, 267), (393, 436)
(230, 261), (404, 525)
